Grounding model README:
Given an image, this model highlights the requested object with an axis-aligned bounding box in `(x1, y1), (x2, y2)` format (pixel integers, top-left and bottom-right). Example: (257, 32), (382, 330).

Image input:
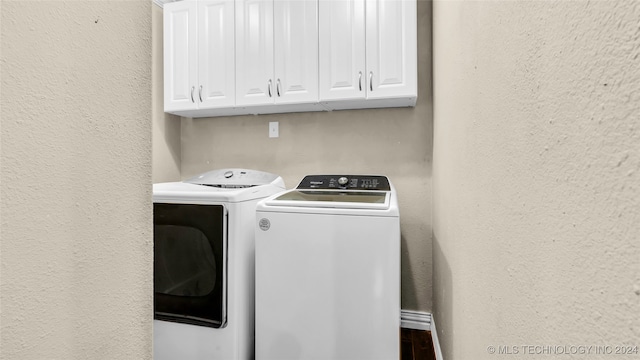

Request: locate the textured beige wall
(175, 1), (433, 311)
(1, 2), (152, 359)
(433, 1), (640, 359)
(152, 4), (181, 183)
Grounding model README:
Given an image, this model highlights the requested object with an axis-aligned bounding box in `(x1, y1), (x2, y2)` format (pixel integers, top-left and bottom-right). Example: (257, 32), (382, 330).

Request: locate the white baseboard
(400, 309), (431, 331)
(430, 317), (444, 360)
(400, 310), (443, 360)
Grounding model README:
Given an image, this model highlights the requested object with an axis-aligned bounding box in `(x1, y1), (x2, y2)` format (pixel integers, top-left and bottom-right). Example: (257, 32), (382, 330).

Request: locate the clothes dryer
(154, 169), (285, 360)
(255, 175), (400, 360)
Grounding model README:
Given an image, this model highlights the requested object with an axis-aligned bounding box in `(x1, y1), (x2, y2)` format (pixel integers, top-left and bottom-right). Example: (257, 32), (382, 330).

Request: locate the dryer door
(153, 203), (227, 328)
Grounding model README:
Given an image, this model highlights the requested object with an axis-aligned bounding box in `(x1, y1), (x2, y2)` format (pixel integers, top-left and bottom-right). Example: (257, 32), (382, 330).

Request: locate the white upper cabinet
(163, 0), (416, 117)
(164, 1), (198, 112)
(236, 0), (318, 107)
(235, 0), (274, 106)
(199, 0), (236, 108)
(318, 0), (365, 101)
(164, 0), (235, 115)
(319, 0), (417, 107)
(273, 0), (319, 104)
(365, 0), (416, 100)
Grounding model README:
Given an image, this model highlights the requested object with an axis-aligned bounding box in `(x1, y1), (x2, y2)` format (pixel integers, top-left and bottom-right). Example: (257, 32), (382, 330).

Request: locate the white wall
(1, 2), (152, 359)
(433, 1), (640, 358)
(152, 4), (181, 183)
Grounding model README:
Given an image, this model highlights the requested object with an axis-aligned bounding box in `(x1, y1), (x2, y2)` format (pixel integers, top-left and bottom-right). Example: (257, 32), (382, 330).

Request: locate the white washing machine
(153, 169), (285, 360)
(255, 175), (400, 360)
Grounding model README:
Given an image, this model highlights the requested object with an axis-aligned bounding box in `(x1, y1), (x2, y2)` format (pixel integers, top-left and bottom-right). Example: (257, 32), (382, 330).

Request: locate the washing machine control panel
(297, 175), (391, 191)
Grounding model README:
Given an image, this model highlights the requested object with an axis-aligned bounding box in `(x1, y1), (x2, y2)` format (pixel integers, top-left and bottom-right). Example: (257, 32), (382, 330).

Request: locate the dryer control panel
(297, 175), (391, 191)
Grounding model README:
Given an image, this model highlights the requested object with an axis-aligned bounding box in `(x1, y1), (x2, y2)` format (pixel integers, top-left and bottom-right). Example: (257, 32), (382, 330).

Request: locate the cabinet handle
(199, 85), (203, 102)
(268, 79), (272, 98)
(369, 72), (373, 92)
(358, 71), (362, 91)
(190, 86), (195, 103)
(276, 79), (281, 97)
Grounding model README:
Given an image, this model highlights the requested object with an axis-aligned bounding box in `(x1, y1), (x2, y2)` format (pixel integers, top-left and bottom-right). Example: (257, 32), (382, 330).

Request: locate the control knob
(338, 177), (349, 186)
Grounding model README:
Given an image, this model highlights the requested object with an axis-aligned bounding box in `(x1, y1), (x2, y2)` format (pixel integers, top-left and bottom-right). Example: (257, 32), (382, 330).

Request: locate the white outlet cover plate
(269, 122), (279, 138)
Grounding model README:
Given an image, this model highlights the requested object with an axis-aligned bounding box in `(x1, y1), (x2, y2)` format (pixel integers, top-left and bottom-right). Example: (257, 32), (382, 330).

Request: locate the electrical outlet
(269, 122), (279, 138)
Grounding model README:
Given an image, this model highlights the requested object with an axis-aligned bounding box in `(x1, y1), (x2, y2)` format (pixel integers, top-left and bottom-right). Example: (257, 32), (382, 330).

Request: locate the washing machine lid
(264, 175), (393, 210)
(268, 189), (390, 210)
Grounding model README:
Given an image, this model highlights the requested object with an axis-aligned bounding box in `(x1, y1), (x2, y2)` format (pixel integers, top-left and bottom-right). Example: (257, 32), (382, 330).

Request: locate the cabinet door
(365, 0), (417, 99)
(274, 0), (318, 104)
(318, 0), (366, 101)
(235, 0), (274, 106)
(198, 0), (235, 108)
(164, 1), (198, 112)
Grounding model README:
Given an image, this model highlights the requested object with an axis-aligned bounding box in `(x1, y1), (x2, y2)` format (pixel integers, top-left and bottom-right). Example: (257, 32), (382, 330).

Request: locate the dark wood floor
(401, 328), (436, 360)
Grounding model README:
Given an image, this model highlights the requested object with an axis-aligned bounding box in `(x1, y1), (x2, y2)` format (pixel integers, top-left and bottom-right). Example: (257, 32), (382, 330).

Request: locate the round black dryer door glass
(155, 225), (216, 296)
(154, 203), (226, 328)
